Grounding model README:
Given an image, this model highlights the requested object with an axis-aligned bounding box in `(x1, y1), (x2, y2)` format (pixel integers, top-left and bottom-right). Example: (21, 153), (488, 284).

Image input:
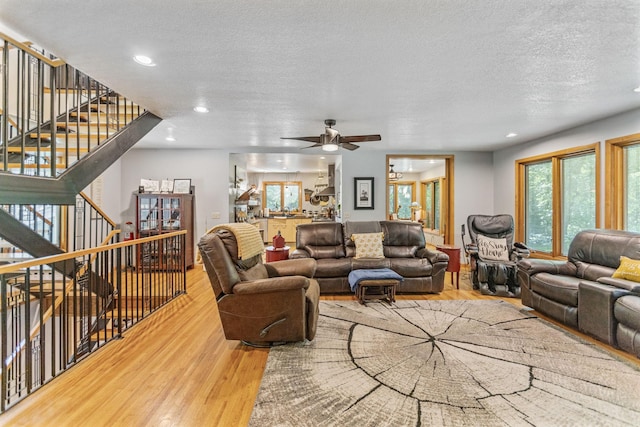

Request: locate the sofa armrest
(578, 280), (632, 346)
(512, 247), (530, 259)
(233, 276), (310, 294)
(517, 258), (576, 276)
(417, 247), (449, 265)
(597, 276), (640, 293)
(265, 258), (317, 278)
(289, 248), (311, 259)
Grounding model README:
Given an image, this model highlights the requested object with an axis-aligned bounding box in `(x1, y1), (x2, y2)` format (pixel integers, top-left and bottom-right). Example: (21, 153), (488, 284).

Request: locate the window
(516, 144), (599, 257)
(388, 182), (415, 219)
(421, 178), (442, 230)
(606, 134), (640, 232)
(263, 181), (302, 212)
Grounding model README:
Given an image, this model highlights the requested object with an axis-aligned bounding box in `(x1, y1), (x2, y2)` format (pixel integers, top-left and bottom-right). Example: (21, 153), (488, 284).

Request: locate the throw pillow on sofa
(612, 255), (640, 282)
(477, 234), (510, 262)
(351, 232), (385, 259)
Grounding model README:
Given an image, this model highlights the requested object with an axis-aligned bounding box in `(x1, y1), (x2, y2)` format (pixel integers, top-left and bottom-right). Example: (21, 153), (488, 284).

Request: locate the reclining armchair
(198, 223), (320, 347)
(463, 214), (529, 297)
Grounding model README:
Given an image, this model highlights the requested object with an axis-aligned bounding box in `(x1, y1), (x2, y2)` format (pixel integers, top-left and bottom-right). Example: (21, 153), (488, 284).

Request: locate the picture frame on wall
(354, 177), (374, 210)
(173, 179), (192, 194)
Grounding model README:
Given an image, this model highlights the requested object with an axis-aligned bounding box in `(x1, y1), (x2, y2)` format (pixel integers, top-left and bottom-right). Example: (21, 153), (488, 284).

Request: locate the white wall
(341, 151), (386, 221)
(85, 159), (122, 223)
(451, 152), (494, 248)
(116, 148), (232, 244)
(493, 107), (640, 221)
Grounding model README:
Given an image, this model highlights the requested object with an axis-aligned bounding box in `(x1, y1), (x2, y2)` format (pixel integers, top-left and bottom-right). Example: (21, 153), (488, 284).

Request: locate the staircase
(1, 31), (161, 243)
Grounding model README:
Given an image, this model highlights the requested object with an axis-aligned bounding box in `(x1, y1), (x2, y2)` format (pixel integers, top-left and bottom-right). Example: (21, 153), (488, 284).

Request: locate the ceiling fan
(281, 119), (381, 151)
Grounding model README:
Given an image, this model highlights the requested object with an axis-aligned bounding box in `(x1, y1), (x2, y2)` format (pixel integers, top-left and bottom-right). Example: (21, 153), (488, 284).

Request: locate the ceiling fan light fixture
(389, 164), (402, 181)
(322, 142), (339, 152)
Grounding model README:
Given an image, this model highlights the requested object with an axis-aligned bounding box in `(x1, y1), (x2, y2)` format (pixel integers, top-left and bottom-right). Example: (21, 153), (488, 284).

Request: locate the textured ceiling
(2, 0), (640, 168)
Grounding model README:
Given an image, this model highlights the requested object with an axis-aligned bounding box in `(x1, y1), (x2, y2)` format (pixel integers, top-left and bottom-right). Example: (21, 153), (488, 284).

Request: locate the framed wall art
(173, 179), (192, 194)
(354, 177), (374, 210)
(140, 178), (159, 193)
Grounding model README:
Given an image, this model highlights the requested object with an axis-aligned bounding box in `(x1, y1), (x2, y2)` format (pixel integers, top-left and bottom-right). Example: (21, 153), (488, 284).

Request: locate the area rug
(249, 300), (640, 426)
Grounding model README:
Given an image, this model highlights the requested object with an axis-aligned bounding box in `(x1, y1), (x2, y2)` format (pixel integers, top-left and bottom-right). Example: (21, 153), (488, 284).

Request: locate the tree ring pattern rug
(249, 300), (640, 426)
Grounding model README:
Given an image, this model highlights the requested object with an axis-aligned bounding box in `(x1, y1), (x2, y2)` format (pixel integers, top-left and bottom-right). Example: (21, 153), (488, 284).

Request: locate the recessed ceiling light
(165, 136), (176, 142)
(133, 55), (155, 67)
(506, 132), (518, 138)
(193, 106), (209, 113)
(634, 86), (640, 93)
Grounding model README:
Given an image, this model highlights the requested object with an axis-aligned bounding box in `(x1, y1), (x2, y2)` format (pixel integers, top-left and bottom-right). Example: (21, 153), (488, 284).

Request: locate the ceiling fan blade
(340, 142), (360, 151)
(339, 134), (381, 143)
(280, 136), (322, 143)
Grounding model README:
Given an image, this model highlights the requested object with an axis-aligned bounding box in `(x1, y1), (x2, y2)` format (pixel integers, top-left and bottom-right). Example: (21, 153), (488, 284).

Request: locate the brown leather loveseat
(290, 220), (449, 294)
(517, 229), (640, 357)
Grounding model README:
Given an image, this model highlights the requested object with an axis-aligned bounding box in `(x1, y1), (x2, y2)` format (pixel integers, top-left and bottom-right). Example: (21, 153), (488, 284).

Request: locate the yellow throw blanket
(208, 223), (265, 260)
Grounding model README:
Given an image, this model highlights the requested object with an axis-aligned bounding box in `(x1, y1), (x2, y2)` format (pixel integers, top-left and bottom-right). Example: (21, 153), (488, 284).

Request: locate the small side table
(436, 244), (460, 289)
(265, 245), (290, 262)
(356, 279), (398, 305)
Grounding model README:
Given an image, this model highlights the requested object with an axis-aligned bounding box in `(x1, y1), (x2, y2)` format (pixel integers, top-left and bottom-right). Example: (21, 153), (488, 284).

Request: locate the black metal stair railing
(1, 32), (145, 177)
(0, 192), (119, 264)
(0, 232), (188, 413)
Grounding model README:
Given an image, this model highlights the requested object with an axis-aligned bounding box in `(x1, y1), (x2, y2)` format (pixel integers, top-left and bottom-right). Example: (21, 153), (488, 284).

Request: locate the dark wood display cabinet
(136, 192), (194, 270)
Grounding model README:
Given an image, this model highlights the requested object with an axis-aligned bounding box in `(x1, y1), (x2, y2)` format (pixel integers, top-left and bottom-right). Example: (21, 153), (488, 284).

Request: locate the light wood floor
(1, 268), (638, 427)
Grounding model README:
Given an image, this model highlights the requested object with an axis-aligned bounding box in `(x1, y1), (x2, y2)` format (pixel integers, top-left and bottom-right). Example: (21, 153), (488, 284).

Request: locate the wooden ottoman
(356, 279), (398, 304)
(348, 268), (403, 305)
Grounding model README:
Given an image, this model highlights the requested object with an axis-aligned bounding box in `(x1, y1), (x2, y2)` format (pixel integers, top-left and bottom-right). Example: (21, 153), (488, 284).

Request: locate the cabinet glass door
(162, 197), (182, 230)
(139, 196), (159, 231)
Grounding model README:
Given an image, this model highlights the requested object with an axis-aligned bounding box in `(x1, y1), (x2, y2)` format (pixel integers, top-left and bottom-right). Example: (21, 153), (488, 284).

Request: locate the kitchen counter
(265, 217), (313, 243)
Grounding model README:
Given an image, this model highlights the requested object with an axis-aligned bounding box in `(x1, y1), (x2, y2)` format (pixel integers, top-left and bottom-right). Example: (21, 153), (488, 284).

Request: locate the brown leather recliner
(198, 226), (320, 347)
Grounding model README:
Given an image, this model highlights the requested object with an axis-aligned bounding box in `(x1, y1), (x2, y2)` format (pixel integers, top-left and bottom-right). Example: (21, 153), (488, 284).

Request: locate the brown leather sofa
(198, 227), (320, 346)
(290, 220), (449, 294)
(517, 229), (640, 357)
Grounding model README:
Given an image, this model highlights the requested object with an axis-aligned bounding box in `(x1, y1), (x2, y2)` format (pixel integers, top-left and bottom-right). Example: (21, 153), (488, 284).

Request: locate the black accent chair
(463, 214), (530, 297)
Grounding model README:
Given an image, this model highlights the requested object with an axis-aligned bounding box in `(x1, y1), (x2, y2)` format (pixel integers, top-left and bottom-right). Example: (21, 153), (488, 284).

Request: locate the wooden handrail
(0, 107), (21, 133)
(0, 32), (65, 67)
(79, 192), (117, 227)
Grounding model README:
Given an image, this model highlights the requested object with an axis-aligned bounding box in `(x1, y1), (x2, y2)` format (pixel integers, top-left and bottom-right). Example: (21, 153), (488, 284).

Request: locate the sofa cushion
(314, 258), (353, 278)
(530, 272), (580, 307)
(352, 232), (385, 259)
(477, 235), (510, 262)
(567, 229), (640, 270)
(388, 258), (433, 278)
(573, 262), (616, 282)
(352, 258), (391, 270)
(379, 221), (425, 258)
(612, 256), (640, 282)
(296, 222), (346, 259)
(238, 262), (268, 281)
(343, 221), (382, 257)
